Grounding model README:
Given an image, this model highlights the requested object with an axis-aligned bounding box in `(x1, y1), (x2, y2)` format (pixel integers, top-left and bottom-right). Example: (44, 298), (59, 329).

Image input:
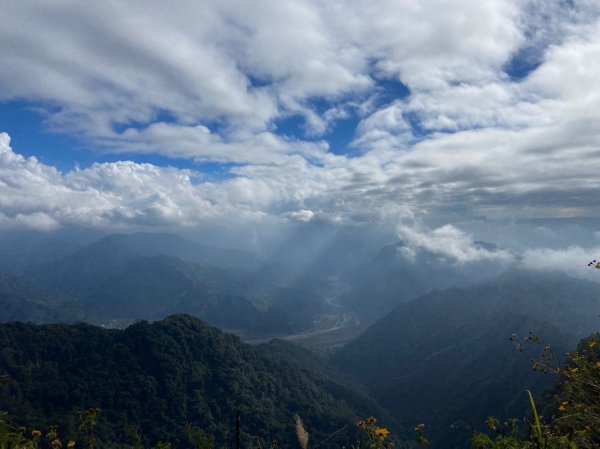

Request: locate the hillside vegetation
(0, 315), (387, 448)
(333, 271), (600, 447)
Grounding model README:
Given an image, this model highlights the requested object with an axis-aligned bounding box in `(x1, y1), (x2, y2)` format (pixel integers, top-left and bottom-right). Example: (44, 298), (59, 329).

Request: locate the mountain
(0, 274), (84, 323)
(24, 235), (264, 329)
(89, 232), (260, 270)
(27, 233), (259, 286)
(0, 227), (104, 276)
(22, 232), (335, 335)
(338, 240), (508, 324)
(332, 271), (600, 448)
(0, 315), (389, 448)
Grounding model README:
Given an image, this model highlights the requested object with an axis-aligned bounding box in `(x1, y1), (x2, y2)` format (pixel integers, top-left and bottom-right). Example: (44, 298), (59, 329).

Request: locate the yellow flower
(67, 441), (76, 448)
(414, 423), (426, 432)
(51, 439), (62, 448)
(374, 427), (390, 440)
(31, 430), (42, 438)
(367, 416), (377, 424)
(595, 361), (600, 369)
(589, 340), (597, 349)
(357, 420), (366, 428)
(558, 401), (570, 412)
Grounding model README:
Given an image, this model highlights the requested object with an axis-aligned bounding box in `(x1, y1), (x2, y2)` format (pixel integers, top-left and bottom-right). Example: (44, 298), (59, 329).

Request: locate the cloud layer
(2, 0), (600, 235)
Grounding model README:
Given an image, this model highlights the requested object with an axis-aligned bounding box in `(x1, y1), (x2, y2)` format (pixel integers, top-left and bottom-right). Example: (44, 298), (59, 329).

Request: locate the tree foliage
(0, 316), (385, 448)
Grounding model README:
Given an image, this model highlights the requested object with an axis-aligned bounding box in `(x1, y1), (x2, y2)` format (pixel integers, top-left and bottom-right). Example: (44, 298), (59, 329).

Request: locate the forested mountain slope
(0, 315), (388, 448)
(332, 271), (600, 448)
(0, 274), (84, 323)
(339, 240), (506, 323)
(8, 233), (333, 334)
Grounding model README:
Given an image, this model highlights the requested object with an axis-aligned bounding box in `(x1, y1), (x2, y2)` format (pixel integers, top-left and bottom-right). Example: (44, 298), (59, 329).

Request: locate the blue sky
(1, 0), (600, 261)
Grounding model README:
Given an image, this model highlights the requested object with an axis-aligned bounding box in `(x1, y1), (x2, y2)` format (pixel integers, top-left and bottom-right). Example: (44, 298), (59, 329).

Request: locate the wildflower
(595, 361), (600, 369)
(558, 402), (568, 412)
(31, 430), (42, 438)
(367, 417), (377, 425)
(51, 439), (62, 448)
(357, 420), (366, 428)
(589, 340), (597, 349)
(374, 427), (390, 440)
(414, 424), (426, 432)
(67, 441), (76, 448)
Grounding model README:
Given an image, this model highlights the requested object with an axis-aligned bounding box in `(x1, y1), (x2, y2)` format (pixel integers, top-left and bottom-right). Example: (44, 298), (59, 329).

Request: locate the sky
(2, 0), (600, 261)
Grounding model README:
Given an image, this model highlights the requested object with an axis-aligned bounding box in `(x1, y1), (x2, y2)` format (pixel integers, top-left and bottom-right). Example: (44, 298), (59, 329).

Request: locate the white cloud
(521, 245), (600, 281)
(284, 209), (315, 223)
(0, 212), (60, 231)
(0, 132), (220, 229)
(0, 1), (277, 132)
(353, 101), (413, 151)
(396, 223), (514, 264)
(2, 0), (600, 232)
(103, 122), (329, 164)
(0, 0), (525, 151)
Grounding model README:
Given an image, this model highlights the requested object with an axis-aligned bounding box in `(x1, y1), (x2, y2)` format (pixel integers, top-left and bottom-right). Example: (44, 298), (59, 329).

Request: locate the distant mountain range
(0, 232), (335, 336)
(338, 240), (507, 323)
(0, 227), (104, 276)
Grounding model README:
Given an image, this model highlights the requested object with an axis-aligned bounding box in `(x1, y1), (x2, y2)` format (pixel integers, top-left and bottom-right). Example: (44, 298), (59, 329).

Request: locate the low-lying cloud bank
(393, 221), (600, 281)
(396, 223), (514, 264)
(521, 245), (600, 281)
(0, 132), (215, 230)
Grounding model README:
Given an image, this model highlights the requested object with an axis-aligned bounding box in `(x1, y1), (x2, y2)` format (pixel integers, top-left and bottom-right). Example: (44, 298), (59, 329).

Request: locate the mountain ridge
(0, 314), (392, 448)
(332, 270), (600, 448)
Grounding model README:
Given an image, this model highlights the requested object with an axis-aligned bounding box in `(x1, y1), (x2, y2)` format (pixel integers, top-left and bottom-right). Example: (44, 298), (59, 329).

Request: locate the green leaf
(527, 390), (543, 447)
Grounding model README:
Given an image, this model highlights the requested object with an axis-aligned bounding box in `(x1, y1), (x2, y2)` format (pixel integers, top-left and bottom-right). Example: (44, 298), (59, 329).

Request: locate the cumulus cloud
(353, 101), (413, 151)
(396, 223), (514, 264)
(0, 132), (374, 229)
(0, 132), (219, 229)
